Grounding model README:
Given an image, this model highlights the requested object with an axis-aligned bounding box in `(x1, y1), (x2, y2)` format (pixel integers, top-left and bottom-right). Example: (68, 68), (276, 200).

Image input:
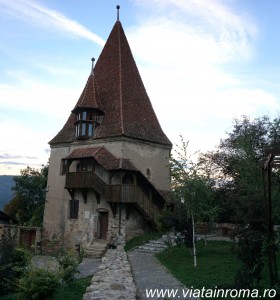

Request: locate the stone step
(146, 240), (169, 246)
(87, 245), (107, 251)
(131, 233), (176, 254)
(85, 252), (104, 259)
(85, 242), (108, 258)
(138, 245), (167, 251)
(85, 249), (105, 254)
(85, 251), (106, 259)
(139, 243), (166, 248)
(133, 247), (165, 254)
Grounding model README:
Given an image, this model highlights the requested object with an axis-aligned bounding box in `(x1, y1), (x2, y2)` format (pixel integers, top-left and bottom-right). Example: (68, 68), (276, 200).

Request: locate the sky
(1, 0), (280, 175)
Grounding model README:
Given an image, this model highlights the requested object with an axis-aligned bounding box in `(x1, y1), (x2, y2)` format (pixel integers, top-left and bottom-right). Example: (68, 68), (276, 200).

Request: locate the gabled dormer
(72, 58), (104, 140)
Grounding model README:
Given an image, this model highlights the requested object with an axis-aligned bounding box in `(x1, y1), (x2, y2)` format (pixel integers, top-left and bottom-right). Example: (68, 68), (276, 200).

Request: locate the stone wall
(83, 245), (136, 300)
(0, 225), (42, 253)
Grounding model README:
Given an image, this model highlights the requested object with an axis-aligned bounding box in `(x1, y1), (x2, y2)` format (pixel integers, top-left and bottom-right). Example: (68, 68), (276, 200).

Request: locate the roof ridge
(80, 75), (90, 105)
(94, 146), (104, 156)
(118, 21), (124, 135)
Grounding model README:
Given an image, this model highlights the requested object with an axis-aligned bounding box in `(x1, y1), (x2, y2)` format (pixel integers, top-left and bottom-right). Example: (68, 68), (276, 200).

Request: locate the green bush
(235, 227), (265, 288)
(11, 248), (31, 279)
(0, 240), (14, 293)
(0, 241), (30, 294)
(18, 268), (59, 300)
(58, 250), (81, 283)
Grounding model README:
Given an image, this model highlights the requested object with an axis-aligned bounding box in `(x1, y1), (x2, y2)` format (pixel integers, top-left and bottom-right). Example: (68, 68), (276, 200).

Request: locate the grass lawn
(156, 240), (240, 290)
(0, 276), (92, 300)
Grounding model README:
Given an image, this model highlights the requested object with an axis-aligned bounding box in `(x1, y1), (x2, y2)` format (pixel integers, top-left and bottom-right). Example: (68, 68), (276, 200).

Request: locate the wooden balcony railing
(65, 171), (108, 196)
(65, 171), (159, 223)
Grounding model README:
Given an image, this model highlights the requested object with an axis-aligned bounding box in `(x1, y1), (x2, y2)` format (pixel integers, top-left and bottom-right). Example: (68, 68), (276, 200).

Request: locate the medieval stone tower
(43, 8), (172, 249)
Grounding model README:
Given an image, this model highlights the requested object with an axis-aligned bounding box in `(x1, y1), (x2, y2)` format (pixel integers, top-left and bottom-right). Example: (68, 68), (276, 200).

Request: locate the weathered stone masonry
(83, 246), (136, 300)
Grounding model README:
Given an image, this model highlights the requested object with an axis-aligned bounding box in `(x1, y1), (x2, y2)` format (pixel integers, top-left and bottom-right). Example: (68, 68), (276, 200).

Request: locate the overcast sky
(1, 0), (280, 175)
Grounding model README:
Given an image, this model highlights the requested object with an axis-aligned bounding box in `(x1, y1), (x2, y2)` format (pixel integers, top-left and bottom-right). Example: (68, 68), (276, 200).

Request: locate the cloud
(0, 161), (39, 165)
(0, 154), (37, 159)
(0, 76), (79, 119)
(0, 0), (279, 175)
(0, 120), (51, 176)
(127, 0), (280, 153)
(130, 0), (257, 66)
(0, 0), (105, 46)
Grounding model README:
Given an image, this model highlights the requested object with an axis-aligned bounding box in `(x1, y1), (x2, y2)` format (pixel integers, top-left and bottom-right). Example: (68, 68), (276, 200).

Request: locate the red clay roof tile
(72, 73), (103, 113)
(65, 146), (137, 171)
(50, 20), (171, 146)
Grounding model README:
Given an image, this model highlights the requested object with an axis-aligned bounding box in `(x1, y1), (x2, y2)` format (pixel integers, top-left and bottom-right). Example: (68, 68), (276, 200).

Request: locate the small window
(74, 110), (103, 139)
(75, 122), (94, 138)
(81, 123), (86, 136)
(69, 199), (79, 219)
(75, 125), (79, 137)
(88, 124), (93, 136)
(82, 111), (87, 120)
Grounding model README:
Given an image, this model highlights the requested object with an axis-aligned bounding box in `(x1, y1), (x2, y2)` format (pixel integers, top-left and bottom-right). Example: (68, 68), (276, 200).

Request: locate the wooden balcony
(65, 171), (108, 196)
(65, 171), (159, 223)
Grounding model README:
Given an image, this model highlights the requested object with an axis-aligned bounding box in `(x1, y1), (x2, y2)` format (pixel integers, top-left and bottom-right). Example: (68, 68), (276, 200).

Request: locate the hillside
(0, 175), (15, 210)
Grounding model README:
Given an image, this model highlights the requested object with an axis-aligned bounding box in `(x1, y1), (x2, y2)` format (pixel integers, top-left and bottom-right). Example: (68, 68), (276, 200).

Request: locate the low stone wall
(83, 245), (136, 300)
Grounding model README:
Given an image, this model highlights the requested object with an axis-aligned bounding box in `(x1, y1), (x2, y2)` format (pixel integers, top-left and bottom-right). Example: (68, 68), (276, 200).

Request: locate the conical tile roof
(50, 20), (171, 146)
(72, 72), (103, 113)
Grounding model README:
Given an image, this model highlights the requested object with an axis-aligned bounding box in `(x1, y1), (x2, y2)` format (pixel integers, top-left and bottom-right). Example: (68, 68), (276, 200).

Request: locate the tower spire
(116, 5), (120, 21)
(91, 57), (95, 75)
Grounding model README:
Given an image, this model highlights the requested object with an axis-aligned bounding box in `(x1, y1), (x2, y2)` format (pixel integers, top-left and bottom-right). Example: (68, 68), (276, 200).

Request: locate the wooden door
(20, 229), (36, 250)
(99, 212), (108, 240)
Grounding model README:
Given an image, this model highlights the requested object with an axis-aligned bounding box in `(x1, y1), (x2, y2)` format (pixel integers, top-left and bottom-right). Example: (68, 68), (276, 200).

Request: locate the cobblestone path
(128, 251), (196, 300)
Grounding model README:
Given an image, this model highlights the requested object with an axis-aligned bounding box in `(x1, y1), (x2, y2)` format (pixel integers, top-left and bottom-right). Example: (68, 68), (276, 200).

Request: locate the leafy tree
(201, 115), (280, 224)
(3, 165), (48, 226)
(170, 137), (217, 267)
(160, 201), (193, 248)
(200, 115), (280, 288)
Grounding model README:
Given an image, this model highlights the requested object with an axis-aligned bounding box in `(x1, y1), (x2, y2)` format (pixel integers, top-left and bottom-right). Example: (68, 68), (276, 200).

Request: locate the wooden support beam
(66, 188), (75, 199)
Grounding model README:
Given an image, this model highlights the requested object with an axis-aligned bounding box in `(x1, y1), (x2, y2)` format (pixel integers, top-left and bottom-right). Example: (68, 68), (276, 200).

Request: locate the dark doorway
(98, 211), (108, 240)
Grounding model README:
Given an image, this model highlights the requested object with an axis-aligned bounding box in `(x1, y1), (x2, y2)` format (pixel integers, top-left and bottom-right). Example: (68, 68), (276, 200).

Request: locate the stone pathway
(76, 257), (101, 279)
(83, 246), (136, 300)
(80, 233), (232, 299)
(128, 251), (197, 299)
